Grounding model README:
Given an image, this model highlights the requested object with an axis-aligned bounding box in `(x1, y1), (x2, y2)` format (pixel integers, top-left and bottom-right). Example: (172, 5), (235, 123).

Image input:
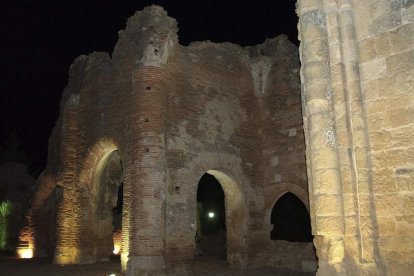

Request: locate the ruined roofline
(67, 5), (297, 69)
(60, 5), (299, 104)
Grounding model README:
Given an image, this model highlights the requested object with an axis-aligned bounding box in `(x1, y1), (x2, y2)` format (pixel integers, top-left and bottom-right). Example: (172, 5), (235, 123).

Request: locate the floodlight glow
(112, 230), (121, 255)
(17, 248), (33, 259)
(113, 244), (121, 255)
(208, 212), (215, 218)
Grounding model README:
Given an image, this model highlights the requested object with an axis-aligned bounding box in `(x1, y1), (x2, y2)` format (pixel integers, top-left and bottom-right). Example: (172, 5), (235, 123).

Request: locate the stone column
(54, 95), (81, 265)
(332, 0), (377, 266)
(297, 0), (346, 274)
(127, 62), (170, 275)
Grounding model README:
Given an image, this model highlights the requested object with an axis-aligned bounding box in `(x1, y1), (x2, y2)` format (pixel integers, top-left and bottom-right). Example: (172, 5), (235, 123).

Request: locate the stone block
(314, 216), (344, 235)
(375, 194), (403, 217)
(314, 194), (343, 216)
(374, 33), (391, 57)
(304, 38), (329, 62)
(359, 58), (387, 82)
(386, 50), (414, 75)
(340, 168), (354, 194)
(369, 130), (391, 150)
(366, 98), (387, 115)
(270, 156), (279, 167)
(311, 147), (339, 169)
(390, 125), (414, 148)
(389, 22), (414, 53)
(369, 1), (392, 19)
(369, 11), (402, 35)
(304, 78), (329, 102)
(366, 111), (389, 130)
(298, 1), (324, 13)
(313, 168), (341, 194)
(395, 175), (413, 192)
(359, 38), (376, 63)
(344, 216), (358, 236)
(402, 194), (414, 215)
(372, 168), (397, 193)
(371, 147), (414, 169)
(377, 218), (396, 236)
(356, 169), (370, 194)
(342, 195), (357, 217)
(387, 92), (414, 109)
(389, 108), (411, 127)
(304, 61), (329, 81)
(335, 131), (349, 148)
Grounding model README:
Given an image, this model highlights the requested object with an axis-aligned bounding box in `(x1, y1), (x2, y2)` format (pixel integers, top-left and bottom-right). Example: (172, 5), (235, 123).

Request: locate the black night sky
(0, 0), (298, 176)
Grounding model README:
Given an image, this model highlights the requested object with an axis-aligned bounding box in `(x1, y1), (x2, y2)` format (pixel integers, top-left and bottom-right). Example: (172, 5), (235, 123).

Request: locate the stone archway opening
(196, 173), (226, 258)
(270, 192), (312, 242)
(268, 191), (317, 272)
(93, 150), (124, 262)
(195, 170), (247, 266)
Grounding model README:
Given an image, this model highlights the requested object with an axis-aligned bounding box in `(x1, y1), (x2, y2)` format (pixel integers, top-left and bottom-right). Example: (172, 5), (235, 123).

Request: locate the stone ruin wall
(298, 0), (414, 275)
(354, 1), (414, 274)
(28, 1), (414, 275)
(30, 5), (311, 274)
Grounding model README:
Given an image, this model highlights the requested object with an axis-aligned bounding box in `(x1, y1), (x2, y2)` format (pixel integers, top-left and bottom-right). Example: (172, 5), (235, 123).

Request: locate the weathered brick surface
(29, 2), (414, 275)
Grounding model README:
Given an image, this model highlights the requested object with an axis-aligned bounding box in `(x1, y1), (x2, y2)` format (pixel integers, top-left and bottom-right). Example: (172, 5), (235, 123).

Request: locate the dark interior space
(112, 183), (123, 229)
(270, 192), (313, 242)
(96, 150), (123, 259)
(196, 173), (226, 258)
(111, 183), (123, 259)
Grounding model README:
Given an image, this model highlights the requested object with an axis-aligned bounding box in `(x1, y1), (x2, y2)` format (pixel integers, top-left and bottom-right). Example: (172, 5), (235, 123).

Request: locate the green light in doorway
(0, 201), (11, 249)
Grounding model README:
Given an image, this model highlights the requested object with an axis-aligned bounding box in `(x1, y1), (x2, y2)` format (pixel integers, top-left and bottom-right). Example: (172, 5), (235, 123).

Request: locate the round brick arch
(76, 138), (127, 263)
(206, 169), (248, 265)
(187, 156), (249, 267)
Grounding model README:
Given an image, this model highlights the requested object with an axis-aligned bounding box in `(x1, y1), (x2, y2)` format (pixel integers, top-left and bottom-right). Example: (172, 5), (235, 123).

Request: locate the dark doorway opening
(96, 150), (123, 261)
(196, 173), (226, 258)
(112, 183), (123, 258)
(270, 192), (312, 242)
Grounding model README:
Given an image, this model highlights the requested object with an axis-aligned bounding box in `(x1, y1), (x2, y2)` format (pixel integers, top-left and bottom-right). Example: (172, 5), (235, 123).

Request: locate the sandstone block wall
(298, 0), (414, 274)
(354, 1), (414, 274)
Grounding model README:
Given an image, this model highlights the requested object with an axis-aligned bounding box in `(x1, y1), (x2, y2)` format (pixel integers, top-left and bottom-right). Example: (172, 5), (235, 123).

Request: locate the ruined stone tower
(30, 1), (414, 275)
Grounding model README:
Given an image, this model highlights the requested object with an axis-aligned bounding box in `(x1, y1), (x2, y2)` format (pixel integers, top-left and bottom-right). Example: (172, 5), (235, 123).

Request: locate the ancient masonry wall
(29, 2), (414, 275)
(45, 6), (311, 274)
(354, 1), (414, 274)
(298, 0), (414, 275)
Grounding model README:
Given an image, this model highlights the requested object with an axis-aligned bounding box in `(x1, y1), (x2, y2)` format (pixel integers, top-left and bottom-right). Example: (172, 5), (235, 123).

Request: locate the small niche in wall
(146, 86), (152, 91)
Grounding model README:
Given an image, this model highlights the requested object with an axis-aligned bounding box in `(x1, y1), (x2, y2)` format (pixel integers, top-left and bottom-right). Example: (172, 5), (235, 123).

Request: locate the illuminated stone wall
(297, 0), (414, 275)
(31, 2), (414, 275)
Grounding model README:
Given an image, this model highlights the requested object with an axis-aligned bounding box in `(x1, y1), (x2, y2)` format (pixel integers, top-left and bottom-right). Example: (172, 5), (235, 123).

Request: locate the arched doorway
(94, 150), (124, 262)
(270, 192), (312, 242)
(196, 173), (226, 258)
(268, 191), (317, 271)
(194, 170), (247, 266)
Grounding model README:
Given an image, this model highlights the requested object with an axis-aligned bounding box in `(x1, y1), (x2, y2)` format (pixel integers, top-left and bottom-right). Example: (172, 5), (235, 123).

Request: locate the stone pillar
(333, 0), (376, 267)
(54, 95), (81, 265)
(297, 0), (346, 274)
(126, 65), (168, 275)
